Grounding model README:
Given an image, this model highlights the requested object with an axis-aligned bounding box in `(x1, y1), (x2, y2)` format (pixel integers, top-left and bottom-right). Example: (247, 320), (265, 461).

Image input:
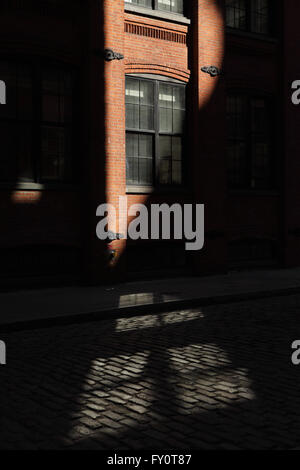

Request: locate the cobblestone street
(1, 294), (300, 450)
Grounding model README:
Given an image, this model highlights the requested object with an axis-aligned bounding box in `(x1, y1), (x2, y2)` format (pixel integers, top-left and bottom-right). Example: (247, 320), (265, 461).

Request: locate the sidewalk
(1, 267), (300, 330)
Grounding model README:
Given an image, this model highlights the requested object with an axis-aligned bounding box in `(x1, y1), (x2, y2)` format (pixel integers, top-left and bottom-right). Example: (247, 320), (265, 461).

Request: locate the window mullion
(247, 1), (252, 32)
(34, 65), (41, 184)
(248, 97), (253, 189)
(154, 79), (159, 186)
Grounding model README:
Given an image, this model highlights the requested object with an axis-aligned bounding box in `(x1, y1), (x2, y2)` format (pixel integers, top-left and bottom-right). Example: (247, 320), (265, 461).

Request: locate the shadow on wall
(0, 0), (106, 289)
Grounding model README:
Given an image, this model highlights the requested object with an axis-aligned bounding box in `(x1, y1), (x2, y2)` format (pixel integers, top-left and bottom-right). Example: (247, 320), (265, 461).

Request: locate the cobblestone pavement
(1, 294), (300, 450)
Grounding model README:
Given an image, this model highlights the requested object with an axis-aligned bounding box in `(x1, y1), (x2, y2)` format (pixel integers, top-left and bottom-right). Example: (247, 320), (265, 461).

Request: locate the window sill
(0, 182), (80, 191)
(125, 4), (190, 25)
(126, 185), (190, 195)
(226, 27), (278, 44)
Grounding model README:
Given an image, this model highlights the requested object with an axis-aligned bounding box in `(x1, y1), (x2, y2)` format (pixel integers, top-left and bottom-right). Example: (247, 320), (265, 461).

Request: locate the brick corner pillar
(103, 0), (127, 282)
(83, 0), (126, 285)
(190, 0), (227, 275)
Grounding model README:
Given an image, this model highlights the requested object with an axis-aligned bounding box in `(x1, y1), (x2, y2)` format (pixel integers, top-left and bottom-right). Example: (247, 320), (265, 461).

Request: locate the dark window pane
(140, 105), (154, 130)
(126, 78), (140, 129)
(126, 133), (139, 158)
(126, 103), (139, 129)
(17, 65), (33, 120)
(251, 0), (269, 34)
(159, 107), (173, 133)
(159, 83), (173, 133)
(139, 157), (152, 184)
(125, 0), (152, 7)
(172, 137), (182, 185)
(172, 160), (182, 185)
(250, 98), (271, 188)
(140, 80), (154, 106)
(159, 135), (172, 159)
(126, 133), (152, 185)
(42, 69), (72, 124)
(172, 0), (183, 14)
(139, 80), (154, 129)
(126, 0), (183, 13)
(158, 0), (183, 14)
(42, 70), (60, 123)
(126, 156), (139, 184)
(158, 135), (172, 185)
(226, 95), (246, 139)
(159, 83), (173, 109)
(251, 98), (267, 133)
(172, 136), (182, 161)
(173, 109), (185, 133)
(159, 159), (171, 185)
(60, 72), (73, 124)
(158, 0), (172, 11)
(17, 124), (34, 182)
(126, 78), (139, 104)
(226, 0), (246, 30)
(41, 126), (67, 181)
(139, 134), (152, 158)
(227, 95), (247, 188)
(0, 123), (16, 181)
(173, 86), (185, 110)
(159, 84), (185, 134)
(251, 141), (270, 188)
(227, 141), (247, 188)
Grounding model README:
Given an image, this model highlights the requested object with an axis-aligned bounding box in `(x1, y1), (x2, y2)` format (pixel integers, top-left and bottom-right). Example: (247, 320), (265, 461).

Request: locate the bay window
(126, 75), (186, 187)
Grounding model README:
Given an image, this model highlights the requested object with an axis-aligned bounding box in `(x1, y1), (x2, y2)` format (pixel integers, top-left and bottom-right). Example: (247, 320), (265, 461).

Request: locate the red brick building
(0, 0), (298, 287)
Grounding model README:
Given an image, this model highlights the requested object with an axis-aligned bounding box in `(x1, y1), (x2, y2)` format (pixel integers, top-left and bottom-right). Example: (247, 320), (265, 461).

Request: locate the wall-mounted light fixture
(201, 66), (222, 77)
(104, 49), (124, 61)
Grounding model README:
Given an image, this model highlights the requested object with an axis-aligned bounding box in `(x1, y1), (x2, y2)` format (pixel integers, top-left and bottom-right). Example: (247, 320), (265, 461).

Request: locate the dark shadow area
(0, 0), (292, 453)
(0, 294), (300, 449)
(0, 0), (107, 291)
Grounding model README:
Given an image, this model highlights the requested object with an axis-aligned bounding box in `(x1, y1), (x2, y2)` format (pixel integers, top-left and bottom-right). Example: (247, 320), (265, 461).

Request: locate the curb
(1, 286), (300, 333)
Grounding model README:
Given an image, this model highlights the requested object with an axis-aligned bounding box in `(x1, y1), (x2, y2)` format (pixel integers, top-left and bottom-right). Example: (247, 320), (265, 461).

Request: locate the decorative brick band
(125, 63), (190, 82)
(125, 21), (186, 44)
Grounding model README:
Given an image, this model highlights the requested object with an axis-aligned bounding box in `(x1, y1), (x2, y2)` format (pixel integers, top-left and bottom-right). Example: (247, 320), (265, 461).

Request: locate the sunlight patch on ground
(115, 309), (204, 331)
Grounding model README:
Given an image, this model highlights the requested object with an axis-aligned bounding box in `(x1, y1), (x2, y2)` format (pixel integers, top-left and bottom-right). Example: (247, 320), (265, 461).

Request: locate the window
(126, 76), (186, 187)
(226, 0), (270, 35)
(125, 0), (184, 15)
(0, 61), (74, 184)
(226, 94), (275, 190)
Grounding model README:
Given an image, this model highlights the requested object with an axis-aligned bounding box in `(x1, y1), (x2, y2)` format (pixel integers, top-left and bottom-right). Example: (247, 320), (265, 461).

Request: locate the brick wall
(0, 1), (85, 282)
(1, 0), (298, 284)
(283, 0), (300, 266)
